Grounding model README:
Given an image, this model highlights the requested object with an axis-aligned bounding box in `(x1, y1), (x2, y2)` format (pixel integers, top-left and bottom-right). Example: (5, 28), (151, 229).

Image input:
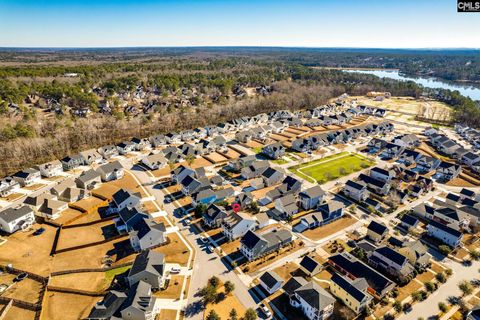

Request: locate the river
(342, 69), (480, 101)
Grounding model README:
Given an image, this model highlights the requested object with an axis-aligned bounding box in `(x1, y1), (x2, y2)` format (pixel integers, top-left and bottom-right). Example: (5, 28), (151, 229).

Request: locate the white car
(207, 245), (214, 253)
(199, 236), (208, 244)
(259, 303), (272, 318)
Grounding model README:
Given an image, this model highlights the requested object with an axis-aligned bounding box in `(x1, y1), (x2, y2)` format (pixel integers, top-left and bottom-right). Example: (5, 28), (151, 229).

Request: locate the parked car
(259, 303), (272, 318)
(199, 236), (208, 244)
(14, 272), (28, 282)
(33, 228), (45, 236)
(184, 218), (191, 225)
(207, 245), (214, 253)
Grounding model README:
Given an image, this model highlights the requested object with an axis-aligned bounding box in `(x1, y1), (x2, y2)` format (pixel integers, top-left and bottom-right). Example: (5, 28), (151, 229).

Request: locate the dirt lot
(273, 262), (303, 281)
(204, 153), (228, 164)
(152, 166), (172, 178)
(91, 184), (120, 200)
(56, 221), (118, 250)
(203, 284), (246, 320)
(69, 196), (106, 214)
(0, 193), (24, 202)
(242, 240), (303, 274)
(143, 200), (159, 214)
(416, 270), (436, 283)
(446, 177), (478, 187)
(22, 183), (46, 191)
(243, 140), (264, 149)
(49, 271), (114, 292)
(430, 261), (446, 274)
(104, 171), (147, 197)
(397, 280), (422, 302)
(154, 275), (184, 299)
(190, 157), (214, 169)
(0, 223), (56, 276)
(219, 238), (241, 255)
(3, 305), (36, 320)
(53, 207), (84, 225)
(223, 147), (241, 159)
(42, 291), (99, 320)
(52, 238), (135, 272)
(0, 274), (43, 304)
(153, 233), (189, 266)
(157, 309), (178, 320)
(301, 216), (357, 241)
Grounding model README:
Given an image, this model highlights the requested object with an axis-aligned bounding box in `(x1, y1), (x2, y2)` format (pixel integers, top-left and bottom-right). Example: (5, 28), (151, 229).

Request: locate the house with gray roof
(98, 145), (119, 159)
(97, 161), (124, 182)
(262, 142), (285, 160)
(87, 290), (127, 320)
(61, 154), (84, 171)
(299, 186), (325, 210)
(37, 160), (63, 178)
(0, 206), (35, 234)
(239, 228), (292, 261)
(79, 149), (103, 165)
(259, 271), (284, 295)
(50, 177), (86, 203)
(290, 281), (335, 320)
(203, 204), (229, 228)
(127, 250), (166, 290)
(120, 281), (159, 320)
(222, 212), (257, 240)
(129, 218), (167, 252)
(75, 169), (102, 190)
(330, 273), (373, 314)
(117, 141), (136, 155)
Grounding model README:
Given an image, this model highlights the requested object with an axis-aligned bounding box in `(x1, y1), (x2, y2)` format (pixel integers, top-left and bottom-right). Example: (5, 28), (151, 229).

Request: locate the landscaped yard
(288, 152), (374, 183)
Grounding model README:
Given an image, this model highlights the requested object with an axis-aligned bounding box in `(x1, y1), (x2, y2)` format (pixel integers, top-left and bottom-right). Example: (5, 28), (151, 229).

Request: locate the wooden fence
(54, 233), (128, 254)
(50, 261), (133, 276)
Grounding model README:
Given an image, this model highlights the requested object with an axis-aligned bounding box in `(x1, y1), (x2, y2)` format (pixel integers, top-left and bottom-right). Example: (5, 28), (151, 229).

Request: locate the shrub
(436, 273), (446, 283)
(438, 245), (452, 256)
(438, 302), (448, 313)
(393, 301), (402, 313)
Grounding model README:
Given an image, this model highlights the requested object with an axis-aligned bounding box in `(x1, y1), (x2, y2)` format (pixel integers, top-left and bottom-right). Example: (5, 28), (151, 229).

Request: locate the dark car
(33, 228), (45, 236)
(14, 272), (28, 282)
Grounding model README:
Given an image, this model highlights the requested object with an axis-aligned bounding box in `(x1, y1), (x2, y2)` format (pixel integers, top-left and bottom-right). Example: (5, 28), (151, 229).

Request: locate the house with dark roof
(290, 281), (335, 320)
(366, 221), (388, 244)
(259, 271), (284, 295)
(127, 250), (166, 290)
(380, 143), (404, 159)
(283, 276), (308, 298)
(328, 252), (395, 298)
(400, 214), (419, 230)
(120, 281), (159, 320)
(435, 161), (461, 181)
(222, 212), (257, 240)
(203, 204), (229, 228)
(330, 273), (373, 314)
(0, 177), (20, 197)
(240, 229), (292, 261)
(299, 255), (322, 276)
(393, 134), (420, 148)
(343, 180), (369, 201)
(87, 290), (127, 320)
(397, 149), (421, 167)
(367, 138), (388, 153)
(358, 173), (391, 195)
(370, 167), (396, 183)
(261, 167), (285, 187)
(369, 246), (414, 282)
(0, 206), (35, 234)
(149, 134), (166, 148)
(108, 189), (142, 214)
(299, 186), (326, 210)
(461, 152), (480, 167)
(129, 217), (167, 252)
(415, 154), (441, 173)
(240, 160), (269, 179)
(117, 141), (136, 155)
(61, 154), (84, 171)
(12, 168), (41, 187)
(427, 220), (463, 247)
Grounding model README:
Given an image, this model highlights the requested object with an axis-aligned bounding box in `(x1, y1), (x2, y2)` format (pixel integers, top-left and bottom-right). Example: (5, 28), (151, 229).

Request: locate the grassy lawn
(272, 158), (289, 165)
(289, 152), (374, 183)
(252, 146), (262, 154)
(105, 265), (131, 281)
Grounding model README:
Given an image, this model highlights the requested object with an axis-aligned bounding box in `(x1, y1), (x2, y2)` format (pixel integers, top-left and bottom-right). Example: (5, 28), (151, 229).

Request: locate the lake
(342, 69), (480, 101)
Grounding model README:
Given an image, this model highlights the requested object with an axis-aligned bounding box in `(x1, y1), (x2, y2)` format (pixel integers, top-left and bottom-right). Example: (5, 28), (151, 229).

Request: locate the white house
(291, 281), (335, 320)
(222, 212), (257, 240)
(0, 206), (35, 233)
(259, 271), (284, 295)
(427, 220), (463, 247)
(344, 180), (369, 201)
(37, 160), (63, 178)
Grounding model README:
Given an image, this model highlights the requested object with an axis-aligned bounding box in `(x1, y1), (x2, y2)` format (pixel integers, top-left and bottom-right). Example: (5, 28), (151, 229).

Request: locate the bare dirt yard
(69, 196), (106, 214)
(300, 216), (357, 241)
(3, 305), (36, 320)
(203, 284), (246, 320)
(49, 268), (124, 292)
(154, 275), (184, 299)
(203, 153), (229, 164)
(42, 291), (99, 320)
(56, 221), (118, 250)
(0, 223), (56, 276)
(104, 171), (148, 197)
(153, 233), (190, 266)
(0, 273), (43, 304)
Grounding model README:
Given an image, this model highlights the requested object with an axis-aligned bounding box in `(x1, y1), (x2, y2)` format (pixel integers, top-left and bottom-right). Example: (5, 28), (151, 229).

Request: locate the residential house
(427, 220), (463, 247)
(37, 160), (63, 178)
(37, 198), (68, 220)
(79, 149), (103, 165)
(149, 134), (166, 148)
(259, 271), (284, 295)
(398, 240), (432, 269)
(328, 252), (395, 298)
(368, 247), (414, 282)
(120, 281), (159, 320)
(274, 194), (299, 217)
(131, 137), (151, 151)
(12, 168), (41, 187)
(97, 161), (124, 182)
(234, 192), (254, 209)
(415, 154), (441, 173)
(61, 154), (84, 171)
(358, 173), (391, 195)
(435, 161), (461, 181)
(380, 143), (404, 159)
(366, 221), (388, 243)
(222, 212), (257, 240)
(462, 152), (480, 167)
(87, 290), (127, 320)
(398, 149), (421, 167)
(129, 218), (167, 252)
(292, 138), (311, 153)
(262, 142), (286, 160)
(290, 281), (335, 320)
(393, 134), (420, 148)
(0, 206), (35, 233)
(230, 155), (257, 172)
(239, 228), (293, 261)
(297, 201), (344, 231)
(117, 141), (136, 155)
(0, 177), (20, 197)
(236, 130), (253, 143)
(367, 138), (388, 153)
(240, 160), (269, 179)
(141, 153), (167, 171)
(369, 167), (396, 183)
(399, 214), (419, 230)
(114, 206), (147, 234)
(108, 189), (142, 214)
(203, 204), (229, 228)
(50, 178), (86, 203)
(75, 169), (102, 190)
(261, 167), (285, 187)
(330, 273), (373, 314)
(343, 180), (369, 201)
(98, 145), (119, 159)
(299, 186), (325, 210)
(299, 256), (322, 277)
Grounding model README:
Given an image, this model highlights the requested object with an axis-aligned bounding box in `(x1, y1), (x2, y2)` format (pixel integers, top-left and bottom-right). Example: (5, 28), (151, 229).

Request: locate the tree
(438, 302), (448, 313)
(186, 154), (195, 166)
(229, 308), (238, 320)
(411, 291), (423, 302)
(206, 309), (221, 320)
(243, 308), (257, 320)
(458, 280), (473, 296)
(436, 273), (446, 283)
(438, 245), (452, 256)
(201, 285), (217, 306)
(425, 281), (435, 292)
(194, 203), (208, 218)
(208, 276), (220, 289)
(393, 301), (402, 313)
(445, 268), (453, 276)
(168, 161), (175, 170)
(471, 250), (480, 261)
(224, 281), (235, 294)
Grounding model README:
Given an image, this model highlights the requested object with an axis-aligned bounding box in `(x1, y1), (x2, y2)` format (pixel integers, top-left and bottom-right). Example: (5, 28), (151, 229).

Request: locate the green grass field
(289, 152), (374, 183)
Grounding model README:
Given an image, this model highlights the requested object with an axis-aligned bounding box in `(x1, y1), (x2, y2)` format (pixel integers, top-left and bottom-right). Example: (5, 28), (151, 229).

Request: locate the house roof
(76, 169), (101, 184)
(128, 250), (165, 279)
(400, 214), (418, 227)
(259, 271), (283, 290)
(87, 290), (127, 319)
(374, 246), (408, 266)
(97, 161), (123, 175)
(113, 189), (141, 206)
(283, 277), (308, 296)
(0, 205), (33, 223)
(428, 220), (462, 238)
(299, 256), (320, 273)
(331, 273), (369, 303)
(240, 230), (264, 250)
(318, 200), (344, 214)
(367, 220), (388, 235)
(130, 218), (166, 240)
(300, 185), (325, 199)
(345, 179), (366, 191)
(295, 281), (335, 311)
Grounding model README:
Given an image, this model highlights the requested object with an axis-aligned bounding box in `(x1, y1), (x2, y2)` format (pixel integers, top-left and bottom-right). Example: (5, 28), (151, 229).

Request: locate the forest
(0, 48), (478, 176)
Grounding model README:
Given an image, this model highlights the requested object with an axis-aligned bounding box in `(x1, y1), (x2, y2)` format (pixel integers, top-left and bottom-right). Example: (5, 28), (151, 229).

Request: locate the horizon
(1, 0), (479, 48)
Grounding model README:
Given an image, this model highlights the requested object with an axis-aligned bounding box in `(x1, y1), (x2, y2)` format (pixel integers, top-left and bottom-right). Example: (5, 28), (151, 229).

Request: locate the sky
(0, 0), (479, 48)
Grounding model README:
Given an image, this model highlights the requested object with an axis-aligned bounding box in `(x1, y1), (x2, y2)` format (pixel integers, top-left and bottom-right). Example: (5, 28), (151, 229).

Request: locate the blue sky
(0, 0), (478, 48)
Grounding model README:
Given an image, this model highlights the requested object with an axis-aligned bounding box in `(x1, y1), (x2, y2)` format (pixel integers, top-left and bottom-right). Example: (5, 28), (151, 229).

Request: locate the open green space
(289, 152), (374, 183)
